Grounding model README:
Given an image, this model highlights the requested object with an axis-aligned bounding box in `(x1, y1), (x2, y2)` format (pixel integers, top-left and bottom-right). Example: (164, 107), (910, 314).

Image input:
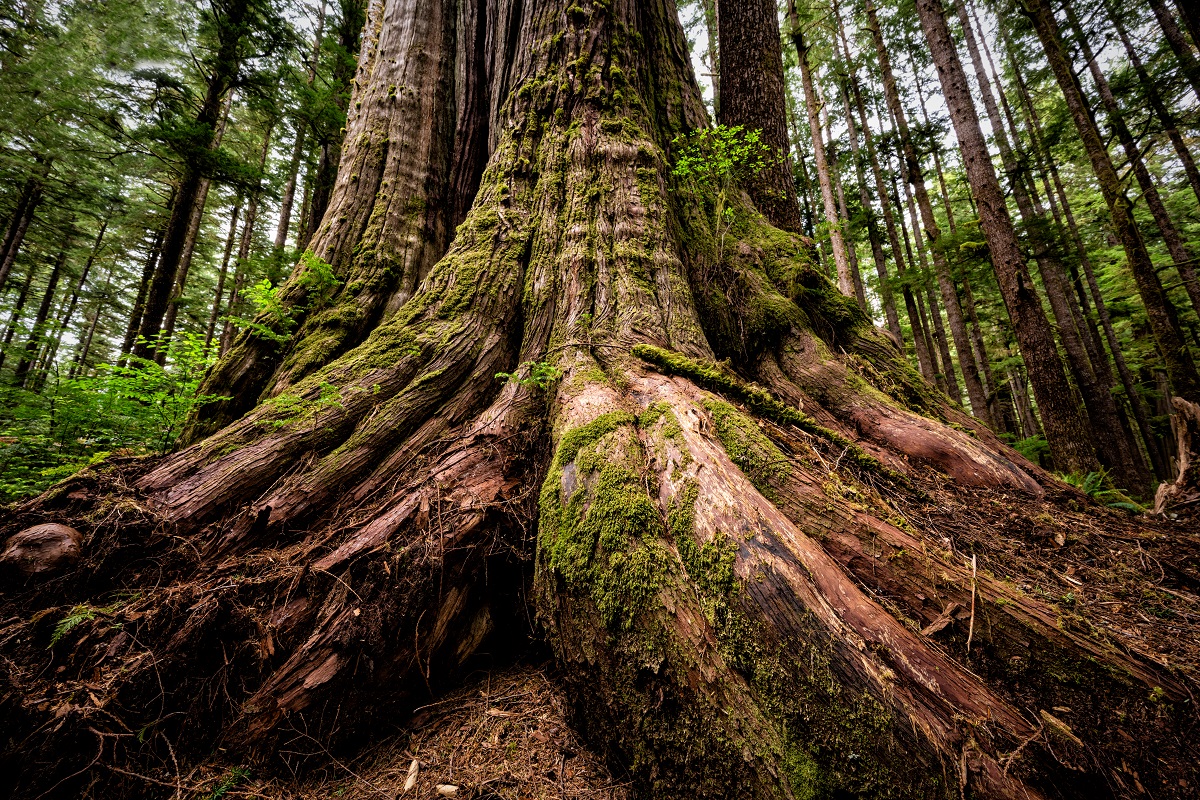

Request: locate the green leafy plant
(205, 767), (250, 800)
(671, 124), (775, 258)
(49, 598), (127, 647)
(226, 250), (341, 345)
(496, 360), (563, 390)
(1058, 469), (1144, 512)
(0, 333), (228, 502)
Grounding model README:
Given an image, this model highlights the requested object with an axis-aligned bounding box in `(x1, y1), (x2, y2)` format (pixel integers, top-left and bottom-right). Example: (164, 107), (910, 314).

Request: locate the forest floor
(2, 451), (1199, 798)
(114, 664), (630, 800)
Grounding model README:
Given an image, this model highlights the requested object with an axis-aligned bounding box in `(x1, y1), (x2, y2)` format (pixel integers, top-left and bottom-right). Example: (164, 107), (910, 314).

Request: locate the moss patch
(702, 399), (790, 496)
(632, 344), (898, 480)
(539, 411), (669, 629)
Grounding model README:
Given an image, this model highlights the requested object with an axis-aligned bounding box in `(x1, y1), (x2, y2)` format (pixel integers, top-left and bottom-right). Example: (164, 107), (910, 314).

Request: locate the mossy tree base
(1, 1), (1197, 798)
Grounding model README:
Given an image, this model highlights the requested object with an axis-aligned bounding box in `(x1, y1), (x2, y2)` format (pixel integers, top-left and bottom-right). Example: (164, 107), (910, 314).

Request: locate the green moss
(632, 344), (898, 480)
(539, 411), (668, 629)
(702, 398), (790, 495)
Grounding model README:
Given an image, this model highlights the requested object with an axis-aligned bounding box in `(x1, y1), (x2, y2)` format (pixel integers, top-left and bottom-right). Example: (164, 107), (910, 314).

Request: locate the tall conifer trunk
(1023, 0), (1200, 402)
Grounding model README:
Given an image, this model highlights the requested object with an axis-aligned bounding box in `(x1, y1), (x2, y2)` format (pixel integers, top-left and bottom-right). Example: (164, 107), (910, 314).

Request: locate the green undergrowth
(631, 343), (897, 480)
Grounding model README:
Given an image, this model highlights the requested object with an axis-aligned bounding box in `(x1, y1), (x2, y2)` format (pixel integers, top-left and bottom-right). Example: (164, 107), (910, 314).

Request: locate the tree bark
(0, 260), (38, 372)
(786, 2), (857, 300)
(863, 0), (990, 423)
(956, 0), (1145, 488)
(0, 168), (44, 294)
(219, 123), (276, 355)
(916, 0), (1098, 472)
(1000, 21), (1168, 477)
(715, 0), (805, 234)
(2, 3), (1198, 799)
(132, 3), (248, 360)
(1108, 2), (1200, 213)
(1148, 0), (1200, 104)
(13, 228), (71, 387)
(836, 13), (902, 344)
(1064, 1), (1200, 325)
(1022, 0), (1200, 403)
(206, 200), (242, 350)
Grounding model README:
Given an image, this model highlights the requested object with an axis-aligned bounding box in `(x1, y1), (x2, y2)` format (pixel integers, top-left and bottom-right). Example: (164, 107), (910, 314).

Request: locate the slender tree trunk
(1065, 1), (1200, 324)
(699, 0), (719, 112)
(1176, 0), (1200, 50)
(0, 167), (43, 291)
(889, 157), (943, 388)
(839, 55), (900, 342)
(1108, 3), (1200, 212)
(132, 3), (248, 360)
(863, 0), (990, 422)
(219, 123), (276, 355)
(1023, 0), (1200, 402)
(909, 63), (958, 235)
(120, 224), (166, 361)
(68, 266), (113, 378)
(0, 261), (37, 372)
(37, 216), (109, 384)
(715, 0), (805, 234)
(13, 229), (71, 387)
(206, 200), (243, 350)
(999, 27), (1167, 476)
(900, 162), (961, 403)
(852, 73), (934, 377)
(917, 0), (1098, 471)
(956, 0), (1144, 487)
(301, 0), (368, 249)
(1148, 0), (1200, 104)
(0, 172), (44, 294)
(786, 2), (856, 299)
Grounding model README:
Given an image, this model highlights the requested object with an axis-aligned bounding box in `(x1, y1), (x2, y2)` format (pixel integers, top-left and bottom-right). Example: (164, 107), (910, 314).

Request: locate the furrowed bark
(3, 2), (1199, 799)
(917, 0), (1099, 473)
(715, 0), (806, 234)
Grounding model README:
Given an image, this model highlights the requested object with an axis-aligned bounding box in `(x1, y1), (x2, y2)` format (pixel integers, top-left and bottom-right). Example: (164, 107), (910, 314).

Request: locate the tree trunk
(158, 92), (235, 360)
(218, 123), (276, 355)
(1023, 0), (1200, 402)
(785, 5), (856, 300)
(0, 164), (46, 292)
(2, 3), (1198, 799)
(68, 266), (112, 379)
(120, 224), (166, 361)
(1109, 2), (1200, 212)
(863, 0), (990, 424)
(851, 69), (936, 379)
(836, 11), (902, 344)
(193, 0), (479, 439)
(38, 216), (109, 384)
(916, 0), (1098, 473)
(956, 0), (1145, 489)
(1001, 22), (1169, 477)
(132, 4), (248, 361)
(13, 229), (71, 387)
(715, 0), (805, 234)
(0, 170), (44, 294)
(1148, 0), (1200, 104)
(206, 200), (242, 350)
(1064, 1), (1200, 324)
(0, 260), (38, 372)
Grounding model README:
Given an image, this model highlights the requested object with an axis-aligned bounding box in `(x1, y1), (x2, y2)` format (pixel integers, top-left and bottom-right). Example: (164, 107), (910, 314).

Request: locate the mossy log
(1, 1), (1197, 798)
